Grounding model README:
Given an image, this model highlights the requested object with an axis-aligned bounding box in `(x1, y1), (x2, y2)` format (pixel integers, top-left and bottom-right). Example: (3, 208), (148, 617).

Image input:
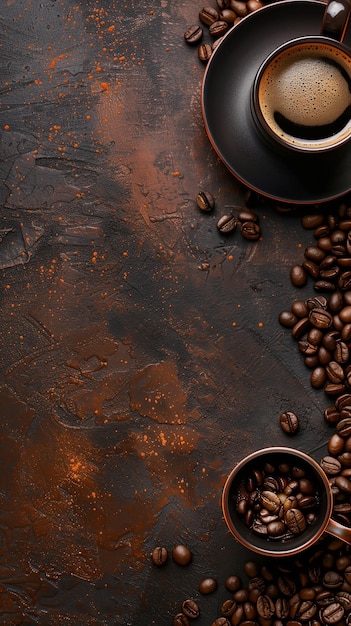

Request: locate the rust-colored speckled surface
(0, 1), (346, 624)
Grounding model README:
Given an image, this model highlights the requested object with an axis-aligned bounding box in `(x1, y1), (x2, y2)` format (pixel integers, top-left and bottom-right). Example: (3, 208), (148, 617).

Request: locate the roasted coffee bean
(285, 509), (307, 534)
(291, 317), (310, 339)
(199, 6), (219, 25)
(219, 8), (236, 22)
(336, 417), (351, 437)
(198, 42), (213, 62)
(310, 366), (327, 389)
(221, 599), (237, 617)
(309, 307), (333, 329)
(196, 190), (214, 211)
(280, 411), (299, 434)
(256, 595), (275, 618)
(320, 455), (342, 475)
(303, 259), (320, 279)
(150, 546), (168, 566)
(328, 433), (345, 455)
(217, 214), (236, 233)
(301, 213), (325, 229)
(182, 599), (200, 618)
(209, 20), (228, 36)
(279, 310), (299, 328)
(241, 221), (260, 241)
(323, 570), (343, 589)
(320, 601), (344, 624)
(335, 475), (351, 493)
(198, 577), (217, 594)
(184, 24), (203, 44)
(326, 361), (345, 384)
(230, 0), (248, 15)
(290, 265), (307, 287)
(225, 575), (242, 591)
(172, 544), (192, 565)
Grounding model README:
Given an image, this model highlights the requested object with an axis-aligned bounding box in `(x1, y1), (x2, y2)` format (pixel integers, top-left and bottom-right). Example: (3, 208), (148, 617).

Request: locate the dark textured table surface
(0, 1), (348, 625)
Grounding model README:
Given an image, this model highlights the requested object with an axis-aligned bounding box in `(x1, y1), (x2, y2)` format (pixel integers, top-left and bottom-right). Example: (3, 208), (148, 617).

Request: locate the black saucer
(201, 0), (351, 204)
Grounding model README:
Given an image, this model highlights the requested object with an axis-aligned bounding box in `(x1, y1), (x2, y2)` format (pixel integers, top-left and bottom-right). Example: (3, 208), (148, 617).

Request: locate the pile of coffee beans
(235, 460), (319, 540)
(184, 0), (265, 64)
(167, 536), (351, 625)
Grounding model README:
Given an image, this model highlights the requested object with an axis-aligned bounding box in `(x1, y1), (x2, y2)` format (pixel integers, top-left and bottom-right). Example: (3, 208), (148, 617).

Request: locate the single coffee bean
(150, 546), (168, 566)
(328, 433), (345, 455)
(256, 595), (275, 618)
(219, 8), (236, 22)
(198, 577), (217, 594)
(217, 214), (236, 233)
(241, 221), (260, 241)
(209, 20), (228, 37)
(221, 599), (237, 617)
(293, 300), (310, 317)
(320, 455), (342, 475)
(280, 411), (299, 434)
(196, 190), (214, 211)
(182, 599), (200, 619)
(225, 575), (242, 591)
(291, 317), (310, 339)
(301, 213), (325, 229)
(211, 619), (230, 626)
(198, 43), (213, 63)
(184, 24), (203, 44)
(309, 307), (333, 329)
(279, 310), (299, 328)
(285, 508), (306, 534)
(172, 544), (192, 565)
(320, 601), (344, 624)
(290, 265), (307, 287)
(199, 6), (219, 25)
(310, 366), (327, 389)
(230, 0), (248, 16)
(305, 245), (326, 263)
(303, 259), (320, 279)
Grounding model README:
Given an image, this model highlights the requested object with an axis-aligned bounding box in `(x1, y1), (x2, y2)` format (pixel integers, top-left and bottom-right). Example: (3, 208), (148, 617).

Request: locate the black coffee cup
(251, 0), (351, 154)
(222, 447), (351, 557)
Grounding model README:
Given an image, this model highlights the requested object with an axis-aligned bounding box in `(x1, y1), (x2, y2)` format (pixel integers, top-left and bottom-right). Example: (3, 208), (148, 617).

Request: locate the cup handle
(321, 0), (351, 41)
(326, 517), (351, 544)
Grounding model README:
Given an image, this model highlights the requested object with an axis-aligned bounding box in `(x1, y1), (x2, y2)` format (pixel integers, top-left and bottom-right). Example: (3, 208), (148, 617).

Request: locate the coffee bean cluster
(236, 461), (319, 540)
(209, 541), (351, 625)
(318, 392), (351, 528)
(196, 191), (261, 241)
(184, 0), (265, 64)
(289, 204), (351, 292)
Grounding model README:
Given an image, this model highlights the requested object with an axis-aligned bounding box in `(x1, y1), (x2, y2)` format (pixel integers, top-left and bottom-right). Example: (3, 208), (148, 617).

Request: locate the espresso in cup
(252, 37), (351, 152)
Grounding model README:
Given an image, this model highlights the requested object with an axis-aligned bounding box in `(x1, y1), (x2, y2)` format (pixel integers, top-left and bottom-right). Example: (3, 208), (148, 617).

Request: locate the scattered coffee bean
(217, 214), (236, 234)
(196, 190), (215, 211)
(172, 544), (193, 565)
(198, 42), (213, 62)
(184, 24), (203, 45)
(182, 598), (200, 618)
(150, 546), (168, 566)
(198, 577), (217, 594)
(279, 410), (299, 434)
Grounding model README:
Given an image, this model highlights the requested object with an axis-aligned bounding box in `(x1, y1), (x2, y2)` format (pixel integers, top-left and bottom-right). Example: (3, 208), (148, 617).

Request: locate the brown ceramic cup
(222, 446), (351, 557)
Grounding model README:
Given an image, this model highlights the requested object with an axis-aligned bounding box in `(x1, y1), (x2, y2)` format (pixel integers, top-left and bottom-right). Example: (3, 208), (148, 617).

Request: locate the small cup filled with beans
(222, 447), (351, 556)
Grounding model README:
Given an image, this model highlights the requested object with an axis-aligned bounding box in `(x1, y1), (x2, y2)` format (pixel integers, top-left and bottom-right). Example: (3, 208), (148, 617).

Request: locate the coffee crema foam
(258, 43), (351, 149)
